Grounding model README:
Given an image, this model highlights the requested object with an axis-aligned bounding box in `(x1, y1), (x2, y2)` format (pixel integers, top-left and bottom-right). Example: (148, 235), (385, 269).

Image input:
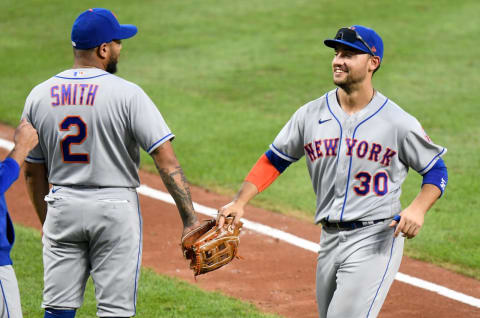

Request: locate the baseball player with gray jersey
(22, 8), (200, 318)
(218, 25), (448, 317)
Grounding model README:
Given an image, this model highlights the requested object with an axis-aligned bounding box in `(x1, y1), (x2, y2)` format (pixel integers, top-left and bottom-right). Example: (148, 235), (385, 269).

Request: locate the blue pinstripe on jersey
(325, 91), (343, 168)
(418, 148), (446, 174)
(54, 73), (110, 80)
(366, 236), (397, 317)
(133, 192), (142, 314)
(0, 280), (10, 318)
(270, 144), (299, 162)
(326, 90), (390, 221)
(146, 133), (174, 153)
(340, 97), (389, 221)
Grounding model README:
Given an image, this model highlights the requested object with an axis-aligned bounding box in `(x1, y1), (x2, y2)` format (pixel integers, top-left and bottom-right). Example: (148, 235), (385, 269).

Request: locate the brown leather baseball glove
(181, 217), (242, 276)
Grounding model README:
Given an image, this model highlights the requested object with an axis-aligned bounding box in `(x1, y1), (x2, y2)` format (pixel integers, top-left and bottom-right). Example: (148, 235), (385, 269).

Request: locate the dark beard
(336, 81), (353, 94)
(106, 57), (118, 74)
(334, 72), (363, 94)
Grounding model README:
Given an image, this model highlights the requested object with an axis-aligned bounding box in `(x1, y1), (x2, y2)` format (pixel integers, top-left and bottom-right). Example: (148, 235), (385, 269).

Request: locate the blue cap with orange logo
(324, 25), (383, 61)
(71, 8), (138, 50)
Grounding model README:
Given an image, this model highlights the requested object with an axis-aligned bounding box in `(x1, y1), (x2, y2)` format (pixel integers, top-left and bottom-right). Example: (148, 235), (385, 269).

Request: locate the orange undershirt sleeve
(245, 154), (281, 192)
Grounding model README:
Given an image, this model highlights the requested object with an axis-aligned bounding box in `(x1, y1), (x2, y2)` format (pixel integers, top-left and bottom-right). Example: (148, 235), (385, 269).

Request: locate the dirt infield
(1, 123), (479, 317)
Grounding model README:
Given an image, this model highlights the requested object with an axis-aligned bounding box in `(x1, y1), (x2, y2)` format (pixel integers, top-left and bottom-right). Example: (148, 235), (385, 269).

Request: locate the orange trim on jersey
(245, 154), (280, 192)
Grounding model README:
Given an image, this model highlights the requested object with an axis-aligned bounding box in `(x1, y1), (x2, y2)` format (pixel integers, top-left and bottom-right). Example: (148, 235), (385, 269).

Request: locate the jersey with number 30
(22, 68), (173, 188)
(270, 89), (446, 224)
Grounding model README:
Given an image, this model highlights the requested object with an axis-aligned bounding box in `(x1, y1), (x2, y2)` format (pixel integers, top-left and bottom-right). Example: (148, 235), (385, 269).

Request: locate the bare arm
(389, 184), (441, 239)
(8, 119), (38, 166)
(9, 147), (32, 167)
(24, 162), (49, 225)
(9, 119), (46, 225)
(151, 141), (198, 232)
(217, 181), (258, 228)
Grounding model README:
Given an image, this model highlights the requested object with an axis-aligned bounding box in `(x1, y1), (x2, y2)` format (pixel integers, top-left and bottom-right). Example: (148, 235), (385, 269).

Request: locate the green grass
(1, 0), (479, 279)
(12, 225), (280, 317)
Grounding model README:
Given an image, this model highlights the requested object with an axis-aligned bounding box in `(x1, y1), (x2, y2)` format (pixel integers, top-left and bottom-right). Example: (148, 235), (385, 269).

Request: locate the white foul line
(138, 186), (480, 309)
(0, 139), (14, 151)
(1, 138), (478, 309)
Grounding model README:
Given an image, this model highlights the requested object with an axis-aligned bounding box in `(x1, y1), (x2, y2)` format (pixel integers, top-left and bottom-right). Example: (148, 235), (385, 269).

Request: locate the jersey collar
(55, 68), (110, 80)
(327, 88), (387, 123)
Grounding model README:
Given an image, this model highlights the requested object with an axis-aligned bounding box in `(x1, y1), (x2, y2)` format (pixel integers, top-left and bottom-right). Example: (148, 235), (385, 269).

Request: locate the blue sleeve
(422, 157), (448, 196)
(265, 149), (292, 173)
(0, 158), (20, 194)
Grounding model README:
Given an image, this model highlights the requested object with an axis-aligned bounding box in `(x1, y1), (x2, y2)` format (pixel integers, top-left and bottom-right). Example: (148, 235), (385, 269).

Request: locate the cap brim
(324, 39), (370, 54)
(116, 24), (138, 40)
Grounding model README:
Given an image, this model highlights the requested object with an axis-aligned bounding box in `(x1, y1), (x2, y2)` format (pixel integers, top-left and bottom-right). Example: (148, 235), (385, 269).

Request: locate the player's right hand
(14, 118), (38, 152)
(389, 207), (425, 239)
(217, 201), (245, 229)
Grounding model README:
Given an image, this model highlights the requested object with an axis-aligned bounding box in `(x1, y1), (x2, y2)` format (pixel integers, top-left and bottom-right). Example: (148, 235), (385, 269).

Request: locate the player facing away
(0, 120), (38, 318)
(22, 8), (200, 318)
(217, 25), (448, 318)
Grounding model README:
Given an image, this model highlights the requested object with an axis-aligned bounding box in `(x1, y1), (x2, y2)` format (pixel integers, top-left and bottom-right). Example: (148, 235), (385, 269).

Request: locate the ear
(369, 56), (381, 72)
(96, 43), (109, 59)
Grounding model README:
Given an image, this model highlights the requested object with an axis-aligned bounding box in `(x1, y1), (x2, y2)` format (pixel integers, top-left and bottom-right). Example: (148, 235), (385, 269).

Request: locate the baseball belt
(320, 218), (388, 230)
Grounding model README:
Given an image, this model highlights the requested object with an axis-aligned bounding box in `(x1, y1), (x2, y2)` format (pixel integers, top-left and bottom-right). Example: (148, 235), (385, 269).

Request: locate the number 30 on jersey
(353, 171), (388, 196)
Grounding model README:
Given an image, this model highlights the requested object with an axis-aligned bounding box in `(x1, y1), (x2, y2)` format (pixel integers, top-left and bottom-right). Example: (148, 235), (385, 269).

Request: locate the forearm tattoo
(157, 165), (196, 226)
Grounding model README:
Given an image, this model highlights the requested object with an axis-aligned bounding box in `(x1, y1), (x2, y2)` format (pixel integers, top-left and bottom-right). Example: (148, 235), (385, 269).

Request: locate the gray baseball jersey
(21, 67), (173, 316)
(269, 88), (446, 318)
(22, 68), (173, 186)
(270, 89), (446, 224)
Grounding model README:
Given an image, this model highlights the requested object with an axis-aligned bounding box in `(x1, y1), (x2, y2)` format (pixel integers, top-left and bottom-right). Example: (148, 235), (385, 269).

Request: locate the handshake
(181, 216), (243, 276)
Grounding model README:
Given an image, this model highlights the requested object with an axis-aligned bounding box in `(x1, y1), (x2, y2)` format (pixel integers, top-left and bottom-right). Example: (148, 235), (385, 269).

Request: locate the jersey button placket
(342, 120), (353, 173)
(344, 121), (354, 172)
(334, 136), (348, 197)
(334, 119), (353, 200)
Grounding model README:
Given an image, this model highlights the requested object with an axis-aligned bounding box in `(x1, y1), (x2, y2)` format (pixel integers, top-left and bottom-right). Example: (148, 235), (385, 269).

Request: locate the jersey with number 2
(22, 68), (173, 188)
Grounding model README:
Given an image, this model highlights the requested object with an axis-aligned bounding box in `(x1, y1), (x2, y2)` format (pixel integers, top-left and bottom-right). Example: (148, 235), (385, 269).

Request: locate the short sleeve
(399, 121), (446, 174)
(129, 88), (174, 154)
(269, 106), (306, 162)
(22, 90), (45, 163)
(24, 146), (45, 163)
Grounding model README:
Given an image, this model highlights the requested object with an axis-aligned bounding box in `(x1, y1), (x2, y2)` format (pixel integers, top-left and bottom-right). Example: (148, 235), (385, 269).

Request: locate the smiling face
(331, 44), (379, 91)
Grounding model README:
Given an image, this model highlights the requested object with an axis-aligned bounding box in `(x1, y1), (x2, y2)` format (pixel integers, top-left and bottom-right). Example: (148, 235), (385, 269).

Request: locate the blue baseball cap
(324, 25), (383, 61)
(71, 8), (138, 50)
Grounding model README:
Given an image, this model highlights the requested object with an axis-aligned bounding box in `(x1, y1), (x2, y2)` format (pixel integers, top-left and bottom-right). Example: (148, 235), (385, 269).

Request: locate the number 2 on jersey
(60, 116), (89, 163)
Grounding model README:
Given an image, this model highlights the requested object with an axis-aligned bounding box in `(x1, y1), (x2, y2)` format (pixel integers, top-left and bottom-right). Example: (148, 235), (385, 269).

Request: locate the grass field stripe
(0, 139), (477, 309)
(395, 272), (480, 308)
(136, 184), (480, 309)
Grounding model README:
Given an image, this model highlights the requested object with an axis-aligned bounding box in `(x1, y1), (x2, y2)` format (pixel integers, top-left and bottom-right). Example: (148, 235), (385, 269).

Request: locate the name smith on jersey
(50, 83), (99, 106)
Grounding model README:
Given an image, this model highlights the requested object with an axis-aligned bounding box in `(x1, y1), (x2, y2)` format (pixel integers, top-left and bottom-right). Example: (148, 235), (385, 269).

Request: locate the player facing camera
(325, 25), (383, 75)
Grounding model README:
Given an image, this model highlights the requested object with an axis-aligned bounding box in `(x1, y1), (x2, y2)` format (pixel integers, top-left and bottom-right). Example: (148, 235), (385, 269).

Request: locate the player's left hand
(389, 207), (425, 239)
